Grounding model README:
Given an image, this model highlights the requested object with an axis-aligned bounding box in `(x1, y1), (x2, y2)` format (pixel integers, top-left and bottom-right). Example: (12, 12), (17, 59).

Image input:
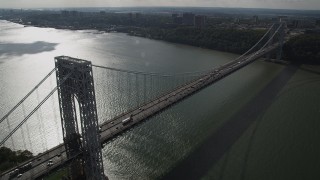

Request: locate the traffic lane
(5, 149), (67, 180)
(1, 144), (66, 179)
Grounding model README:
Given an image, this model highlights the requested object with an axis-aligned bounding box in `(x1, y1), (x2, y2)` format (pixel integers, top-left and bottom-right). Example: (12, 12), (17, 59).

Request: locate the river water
(1, 20), (320, 180)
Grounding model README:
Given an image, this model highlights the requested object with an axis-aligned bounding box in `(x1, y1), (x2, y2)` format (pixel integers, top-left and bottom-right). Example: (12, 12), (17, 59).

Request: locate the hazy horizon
(2, 6), (320, 12)
(0, 0), (320, 11)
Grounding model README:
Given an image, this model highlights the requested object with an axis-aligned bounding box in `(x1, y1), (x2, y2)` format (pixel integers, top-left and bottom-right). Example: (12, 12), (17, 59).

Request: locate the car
(37, 158), (41, 161)
(20, 163), (32, 171)
(47, 162), (53, 167)
(9, 169), (19, 178)
(17, 174), (22, 178)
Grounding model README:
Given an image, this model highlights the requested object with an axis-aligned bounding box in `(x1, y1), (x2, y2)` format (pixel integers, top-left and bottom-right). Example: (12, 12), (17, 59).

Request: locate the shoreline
(1, 19), (292, 65)
(3, 19), (240, 54)
(3, 19), (249, 55)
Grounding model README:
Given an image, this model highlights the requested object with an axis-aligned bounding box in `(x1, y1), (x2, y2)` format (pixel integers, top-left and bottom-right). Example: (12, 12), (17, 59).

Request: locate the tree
(283, 34), (320, 64)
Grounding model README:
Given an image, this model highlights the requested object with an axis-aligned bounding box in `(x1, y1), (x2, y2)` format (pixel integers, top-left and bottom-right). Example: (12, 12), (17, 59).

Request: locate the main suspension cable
(0, 68), (56, 124)
(92, 64), (210, 77)
(0, 72), (72, 146)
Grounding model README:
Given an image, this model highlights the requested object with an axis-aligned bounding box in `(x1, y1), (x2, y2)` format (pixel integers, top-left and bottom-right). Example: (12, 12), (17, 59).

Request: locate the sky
(1, 0), (320, 10)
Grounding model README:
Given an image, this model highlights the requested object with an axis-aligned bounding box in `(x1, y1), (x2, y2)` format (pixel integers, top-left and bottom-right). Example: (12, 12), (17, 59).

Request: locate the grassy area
(0, 147), (33, 174)
(44, 167), (68, 180)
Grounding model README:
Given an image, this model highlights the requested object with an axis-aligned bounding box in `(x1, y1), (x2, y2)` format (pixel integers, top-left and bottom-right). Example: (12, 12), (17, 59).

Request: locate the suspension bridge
(0, 22), (286, 180)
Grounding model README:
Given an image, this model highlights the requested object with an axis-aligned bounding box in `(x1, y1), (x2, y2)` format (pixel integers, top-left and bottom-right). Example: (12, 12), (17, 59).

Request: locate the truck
(122, 115), (133, 126)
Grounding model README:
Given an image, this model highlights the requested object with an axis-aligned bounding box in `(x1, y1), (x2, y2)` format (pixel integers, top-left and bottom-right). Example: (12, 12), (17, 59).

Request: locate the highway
(0, 43), (279, 180)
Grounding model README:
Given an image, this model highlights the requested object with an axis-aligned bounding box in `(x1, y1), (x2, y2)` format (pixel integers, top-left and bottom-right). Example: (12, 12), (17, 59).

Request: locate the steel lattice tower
(55, 56), (105, 180)
(277, 23), (286, 60)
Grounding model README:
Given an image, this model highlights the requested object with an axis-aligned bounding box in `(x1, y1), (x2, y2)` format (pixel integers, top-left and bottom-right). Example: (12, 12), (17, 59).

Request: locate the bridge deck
(98, 44), (278, 142)
(1, 44), (279, 180)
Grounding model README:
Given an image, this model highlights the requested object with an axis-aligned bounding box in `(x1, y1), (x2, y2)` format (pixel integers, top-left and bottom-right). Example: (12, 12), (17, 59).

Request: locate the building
(128, 12), (141, 20)
(195, 15), (206, 29)
(291, 19), (316, 28)
(183, 13), (195, 26)
(234, 18), (240, 24)
(172, 13), (182, 24)
(253, 15), (259, 24)
(172, 13), (183, 24)
(172, 13), (178, 18)
(61, 10), (70, 16)
(173, 16), (182, 24)
(61, 10), (79, 17)
(70, 11), (79, 17)
(278, 16), (288, 22)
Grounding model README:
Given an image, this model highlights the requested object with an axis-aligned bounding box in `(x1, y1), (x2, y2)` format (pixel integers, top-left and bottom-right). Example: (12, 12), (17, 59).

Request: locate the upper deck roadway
(0, 43), (280, 180)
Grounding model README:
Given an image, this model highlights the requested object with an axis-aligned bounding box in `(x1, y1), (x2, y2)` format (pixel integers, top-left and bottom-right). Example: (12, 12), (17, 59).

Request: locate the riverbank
(0, 147), (33, 174)
(6, 18), (265, 55)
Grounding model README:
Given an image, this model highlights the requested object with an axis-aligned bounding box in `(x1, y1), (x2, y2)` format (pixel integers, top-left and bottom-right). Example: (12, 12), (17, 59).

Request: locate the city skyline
(0, 0), (320, 10)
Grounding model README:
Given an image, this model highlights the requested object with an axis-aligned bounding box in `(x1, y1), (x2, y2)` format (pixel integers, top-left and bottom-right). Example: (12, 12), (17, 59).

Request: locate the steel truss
(55, 56), (105, 180)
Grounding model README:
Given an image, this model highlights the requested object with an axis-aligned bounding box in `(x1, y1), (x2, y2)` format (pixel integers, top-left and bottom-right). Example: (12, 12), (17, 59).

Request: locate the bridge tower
(266, 22), (286, 61)
(276, 23), (286, 61)
(55, 56), (105, 180)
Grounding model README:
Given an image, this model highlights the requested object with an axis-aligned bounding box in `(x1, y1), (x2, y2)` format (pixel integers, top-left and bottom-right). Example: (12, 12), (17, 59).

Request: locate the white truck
(122, 115), (133, 126)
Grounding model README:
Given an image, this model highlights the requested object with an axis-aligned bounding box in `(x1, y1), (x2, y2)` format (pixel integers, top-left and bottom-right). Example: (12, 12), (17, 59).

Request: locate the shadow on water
(299, 66), (320, 75)
(218, 151), (230, 180)
(161, 64), (300, 180)
(0, 41), (58, 58)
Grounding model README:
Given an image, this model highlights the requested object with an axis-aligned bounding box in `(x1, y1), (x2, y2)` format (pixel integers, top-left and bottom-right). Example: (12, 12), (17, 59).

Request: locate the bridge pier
(55, 56), (105, 180)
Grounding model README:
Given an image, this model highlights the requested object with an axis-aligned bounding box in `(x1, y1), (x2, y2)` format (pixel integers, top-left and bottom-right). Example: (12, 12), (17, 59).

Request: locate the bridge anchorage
(55, 56), (106, 180)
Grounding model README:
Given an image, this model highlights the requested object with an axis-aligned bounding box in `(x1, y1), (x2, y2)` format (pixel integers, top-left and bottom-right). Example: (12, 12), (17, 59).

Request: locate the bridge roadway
(1, 44), (279, 180)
